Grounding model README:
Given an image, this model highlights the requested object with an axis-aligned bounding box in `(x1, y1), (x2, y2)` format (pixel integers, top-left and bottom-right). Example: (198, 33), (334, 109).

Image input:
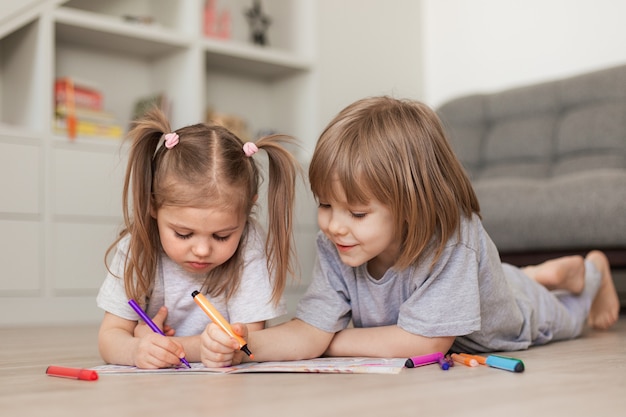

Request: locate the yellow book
(54, 117), (123, 140)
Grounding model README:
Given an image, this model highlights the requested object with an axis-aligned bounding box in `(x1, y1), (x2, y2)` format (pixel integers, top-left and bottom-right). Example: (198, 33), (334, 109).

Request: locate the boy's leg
(504, 260), (596, 345)
(522, 255), (585, 294)
(585, 251), (620, 330)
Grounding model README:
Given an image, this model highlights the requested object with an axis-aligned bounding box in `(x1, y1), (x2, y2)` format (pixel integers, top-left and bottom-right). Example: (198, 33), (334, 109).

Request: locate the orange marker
(460, 353), (524, 372)
(191, 290), (254, 359)
(459, 353), (487, 365)
(451, 353), (479, 367)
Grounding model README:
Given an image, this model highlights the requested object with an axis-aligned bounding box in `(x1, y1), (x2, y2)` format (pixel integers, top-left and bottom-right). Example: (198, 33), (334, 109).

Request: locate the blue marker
(485, 355), (524, 373)
(438, 355), (454, 370)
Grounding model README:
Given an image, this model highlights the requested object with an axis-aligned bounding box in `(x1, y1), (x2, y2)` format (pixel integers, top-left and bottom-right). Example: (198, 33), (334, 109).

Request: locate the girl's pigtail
(253, 136), (302, 305)
(117, 107), (171, 302)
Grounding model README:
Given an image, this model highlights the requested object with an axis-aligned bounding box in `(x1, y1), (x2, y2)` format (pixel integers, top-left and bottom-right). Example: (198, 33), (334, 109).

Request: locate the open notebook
(92, 357), (407, 375)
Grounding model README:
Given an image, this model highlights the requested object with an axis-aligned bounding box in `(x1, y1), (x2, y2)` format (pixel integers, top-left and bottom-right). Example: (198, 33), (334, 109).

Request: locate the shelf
(0, 123), (43, 146)
(0, 0), (315, 324)
(203, 37), (311, 80)
(51, 134), (127, 152)
(53, 6), (311, 78)
(54, 7), (191, 58)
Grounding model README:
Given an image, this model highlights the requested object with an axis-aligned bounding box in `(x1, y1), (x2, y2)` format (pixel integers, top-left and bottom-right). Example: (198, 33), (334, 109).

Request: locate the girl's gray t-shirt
(97, 222), (286, 337)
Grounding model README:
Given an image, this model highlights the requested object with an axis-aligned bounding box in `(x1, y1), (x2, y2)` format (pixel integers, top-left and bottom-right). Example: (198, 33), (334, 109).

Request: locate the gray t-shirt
(296, 214), (594, 352)
(97, 222), (286, 336)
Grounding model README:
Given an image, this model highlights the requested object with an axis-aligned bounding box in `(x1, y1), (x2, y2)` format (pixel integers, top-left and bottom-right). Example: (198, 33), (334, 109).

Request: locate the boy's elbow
(432, 336), (456, 354)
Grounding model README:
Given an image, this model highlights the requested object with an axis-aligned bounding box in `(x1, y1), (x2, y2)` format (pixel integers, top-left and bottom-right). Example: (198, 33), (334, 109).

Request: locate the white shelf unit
(0, 0), (317, 325)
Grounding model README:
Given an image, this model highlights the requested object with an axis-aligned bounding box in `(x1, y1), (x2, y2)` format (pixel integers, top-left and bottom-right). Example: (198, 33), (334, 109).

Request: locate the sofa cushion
(482, 116), (554, 179)
(436, 95), (486, 178)
(475, 169), (626, 251)
(437, 64), (626, 253)
(554, 102), (626, 176)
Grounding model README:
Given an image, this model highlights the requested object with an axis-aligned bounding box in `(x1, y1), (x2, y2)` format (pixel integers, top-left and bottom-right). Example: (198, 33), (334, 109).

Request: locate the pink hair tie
(243, 142), (258, 157)
(164, 132), (179, 149)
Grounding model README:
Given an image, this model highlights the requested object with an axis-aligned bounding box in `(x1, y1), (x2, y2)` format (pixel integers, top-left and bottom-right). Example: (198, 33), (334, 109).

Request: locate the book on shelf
(54, 76), (124, 140)
(54, 77), (103, 111)
(55, 104), (118, 125)
(53, 116), (123, 140)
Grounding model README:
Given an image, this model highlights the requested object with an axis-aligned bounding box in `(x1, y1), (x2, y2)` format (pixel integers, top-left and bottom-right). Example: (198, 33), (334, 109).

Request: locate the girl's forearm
(98, 327), (140, 366)
(324, 326), (455, 358)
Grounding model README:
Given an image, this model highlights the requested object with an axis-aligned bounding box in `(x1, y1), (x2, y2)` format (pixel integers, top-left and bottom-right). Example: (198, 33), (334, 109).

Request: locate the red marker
(46, 366), (98, 381)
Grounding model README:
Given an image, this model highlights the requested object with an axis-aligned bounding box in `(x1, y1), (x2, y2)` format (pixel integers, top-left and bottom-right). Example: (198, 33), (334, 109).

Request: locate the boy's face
(316, 183), (401, 279)
(153, 205), (246, 275)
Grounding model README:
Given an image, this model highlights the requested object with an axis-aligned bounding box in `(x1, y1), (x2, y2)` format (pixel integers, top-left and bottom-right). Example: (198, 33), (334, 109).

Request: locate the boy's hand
(200, 322), (248, 367)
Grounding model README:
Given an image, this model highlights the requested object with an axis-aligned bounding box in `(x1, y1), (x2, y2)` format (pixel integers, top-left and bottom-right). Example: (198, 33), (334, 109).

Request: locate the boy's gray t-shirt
(295, 214), (588, 352)
(97, 222), (286, 337)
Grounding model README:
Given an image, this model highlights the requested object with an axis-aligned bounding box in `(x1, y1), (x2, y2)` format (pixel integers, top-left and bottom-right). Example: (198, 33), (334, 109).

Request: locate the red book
(54, 77), (102, 111)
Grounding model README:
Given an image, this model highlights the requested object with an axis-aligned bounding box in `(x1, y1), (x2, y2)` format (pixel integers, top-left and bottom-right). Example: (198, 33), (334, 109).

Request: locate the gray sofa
(437, 64), (626, 274)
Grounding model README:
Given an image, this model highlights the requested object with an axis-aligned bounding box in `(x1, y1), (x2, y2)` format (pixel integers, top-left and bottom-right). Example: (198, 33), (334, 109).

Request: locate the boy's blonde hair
(106, 108), (300, 305)
(309, 96), (480, 269)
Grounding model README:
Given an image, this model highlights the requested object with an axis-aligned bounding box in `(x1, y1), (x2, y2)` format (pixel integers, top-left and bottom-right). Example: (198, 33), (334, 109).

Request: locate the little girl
(200, 96), (620, 367)
(97, 108), (300, 368)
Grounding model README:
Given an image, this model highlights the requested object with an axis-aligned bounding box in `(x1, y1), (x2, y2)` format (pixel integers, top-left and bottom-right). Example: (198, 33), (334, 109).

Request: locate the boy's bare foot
(586, 251), (620, 330)
(523, 255), (585, 294)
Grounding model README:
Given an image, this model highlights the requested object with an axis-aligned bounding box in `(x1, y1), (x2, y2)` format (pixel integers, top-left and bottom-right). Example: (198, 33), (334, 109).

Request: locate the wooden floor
(1, 314), (625, 417)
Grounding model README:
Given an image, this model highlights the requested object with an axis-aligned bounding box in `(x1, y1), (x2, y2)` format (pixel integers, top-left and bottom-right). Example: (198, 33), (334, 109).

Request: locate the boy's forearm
(245, 319), (335, 362)
(324, 326), (455, 358)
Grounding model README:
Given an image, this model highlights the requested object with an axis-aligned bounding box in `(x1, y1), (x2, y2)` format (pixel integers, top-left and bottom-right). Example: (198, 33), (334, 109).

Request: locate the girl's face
(317, 184), (401, 279)
(154, 205), (246, 275)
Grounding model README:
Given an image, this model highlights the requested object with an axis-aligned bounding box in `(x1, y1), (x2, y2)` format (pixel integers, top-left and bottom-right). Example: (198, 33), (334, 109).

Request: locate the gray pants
(506, 260), (601, 347)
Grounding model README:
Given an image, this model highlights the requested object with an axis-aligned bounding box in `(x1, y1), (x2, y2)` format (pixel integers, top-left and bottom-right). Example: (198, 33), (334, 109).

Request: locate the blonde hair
(106, 107), (300, 306)
(309, 96), (480, 269)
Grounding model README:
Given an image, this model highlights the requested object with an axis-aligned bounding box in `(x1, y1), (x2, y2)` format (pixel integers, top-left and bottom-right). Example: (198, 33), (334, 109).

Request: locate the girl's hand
(133, 306), (176, 338)
(132, 332), (188, 369)
(130, 306), (183, 368)
(200, 322), (248, 367)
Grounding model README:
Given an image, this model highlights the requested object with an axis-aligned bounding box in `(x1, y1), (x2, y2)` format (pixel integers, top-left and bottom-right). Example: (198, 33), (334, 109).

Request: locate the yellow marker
(191, 290), (254, 359)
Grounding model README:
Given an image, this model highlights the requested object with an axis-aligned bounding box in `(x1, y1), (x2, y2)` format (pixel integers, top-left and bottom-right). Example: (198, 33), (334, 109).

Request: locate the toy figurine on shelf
(244, 0), (271, 46)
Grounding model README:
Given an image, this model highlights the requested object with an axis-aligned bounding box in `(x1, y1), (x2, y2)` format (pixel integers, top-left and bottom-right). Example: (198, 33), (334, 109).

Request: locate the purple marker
(128, 299), (191, 368)
(405, 352), (444, 368)
(438, 355), (454, 370)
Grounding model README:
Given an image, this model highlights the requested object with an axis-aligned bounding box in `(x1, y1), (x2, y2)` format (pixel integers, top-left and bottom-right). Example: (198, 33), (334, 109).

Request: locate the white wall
(422, 0), (626, 108)
(314, 0), (423, 144)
